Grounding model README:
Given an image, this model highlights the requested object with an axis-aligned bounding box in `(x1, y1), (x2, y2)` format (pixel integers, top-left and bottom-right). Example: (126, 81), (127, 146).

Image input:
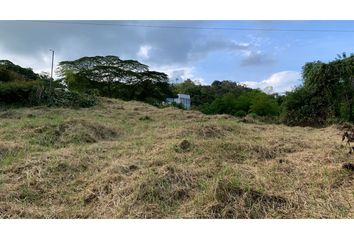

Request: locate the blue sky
(0, 20), (353, 93)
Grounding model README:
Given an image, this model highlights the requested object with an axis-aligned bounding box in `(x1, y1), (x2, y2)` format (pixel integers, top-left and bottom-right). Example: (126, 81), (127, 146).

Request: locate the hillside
(0, 98), (353, 218)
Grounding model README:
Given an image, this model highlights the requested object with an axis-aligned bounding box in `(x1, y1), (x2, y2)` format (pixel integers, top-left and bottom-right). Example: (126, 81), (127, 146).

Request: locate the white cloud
(137, 45), (152, 59)
(240, 49), (274, 66)
(242, 71), (302, 94)
(187, 38), (252, 61)
(0, 45), (65, 78)
(150, 65), (205, 85)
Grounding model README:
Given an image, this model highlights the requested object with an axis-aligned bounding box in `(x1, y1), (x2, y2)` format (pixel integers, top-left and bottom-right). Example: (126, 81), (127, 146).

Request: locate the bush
(201, 90), (280, 117)
(171, 102), (185, 110)
(234, 110), (247, 117)
(0, 80), (97, 108)
(30, 87), (97, 108)
(281, 87), (329, 126)
(52, 89), (97, 108)
(0, 80), (40, 104)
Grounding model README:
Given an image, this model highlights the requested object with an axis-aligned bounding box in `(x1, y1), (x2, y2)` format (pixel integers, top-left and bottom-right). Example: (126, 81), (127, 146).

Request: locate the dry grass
(0, 97), (353, 218)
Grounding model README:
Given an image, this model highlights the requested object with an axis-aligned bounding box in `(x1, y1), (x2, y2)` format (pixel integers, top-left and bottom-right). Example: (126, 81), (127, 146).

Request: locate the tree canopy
(282, 53), (354, 126)
(0, 60), (39, 82)
(57, 55), (171, 102)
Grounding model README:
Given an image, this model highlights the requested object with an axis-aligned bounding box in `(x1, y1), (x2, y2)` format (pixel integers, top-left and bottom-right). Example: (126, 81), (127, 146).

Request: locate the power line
(26, 20), (354, 33)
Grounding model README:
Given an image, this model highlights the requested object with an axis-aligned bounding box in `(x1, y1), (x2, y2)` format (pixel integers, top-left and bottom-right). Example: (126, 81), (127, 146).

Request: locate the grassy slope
(0, 98), (353, 218)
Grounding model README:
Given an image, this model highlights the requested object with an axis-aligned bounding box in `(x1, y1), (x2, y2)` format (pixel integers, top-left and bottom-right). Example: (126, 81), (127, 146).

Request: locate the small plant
(234, 110), (247, 117)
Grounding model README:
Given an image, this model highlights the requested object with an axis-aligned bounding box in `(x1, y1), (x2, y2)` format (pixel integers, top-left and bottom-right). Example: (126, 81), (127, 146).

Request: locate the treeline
(1, 53), (353, 127)
(172, 54), (354, 126)
(172, 79), (281, 117)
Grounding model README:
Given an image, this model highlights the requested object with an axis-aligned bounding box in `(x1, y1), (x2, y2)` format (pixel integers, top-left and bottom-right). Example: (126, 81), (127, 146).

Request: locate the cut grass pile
(0, 97), (353, 218)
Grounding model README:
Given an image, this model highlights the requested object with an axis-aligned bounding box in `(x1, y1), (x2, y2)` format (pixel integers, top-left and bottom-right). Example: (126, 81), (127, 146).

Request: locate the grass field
(0, 98), (353, 218)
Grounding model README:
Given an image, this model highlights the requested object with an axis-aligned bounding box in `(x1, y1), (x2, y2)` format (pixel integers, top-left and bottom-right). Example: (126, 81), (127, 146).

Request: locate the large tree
(57, 56), (171, 101)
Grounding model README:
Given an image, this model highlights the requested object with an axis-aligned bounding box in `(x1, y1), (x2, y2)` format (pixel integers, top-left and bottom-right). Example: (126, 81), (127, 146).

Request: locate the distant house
(166, 94), (191, 110)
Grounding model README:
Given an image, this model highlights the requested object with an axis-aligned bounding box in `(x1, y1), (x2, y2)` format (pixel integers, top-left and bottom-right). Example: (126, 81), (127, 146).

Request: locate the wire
(25, 20), (354, 33)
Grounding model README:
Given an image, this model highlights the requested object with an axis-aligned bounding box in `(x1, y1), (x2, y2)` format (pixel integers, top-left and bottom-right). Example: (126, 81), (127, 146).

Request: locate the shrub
(0, 80), (97, 108)
(281, 87), (329, 126)
(31, 87), (97, 108)
(171, 102), (185, 110)
(0, 80), (40, 104)
(234, 110), (247, 117)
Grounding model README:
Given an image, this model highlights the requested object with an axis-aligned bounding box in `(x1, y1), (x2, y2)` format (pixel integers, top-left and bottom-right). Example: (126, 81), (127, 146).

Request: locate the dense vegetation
(172, 79), (280, 117)
(1, 53), (353, 126)
(282, 53), (354, 126)
(0, 60), (96, 108)
(172, 54), (354, 126)
(58, 56), (172, 105)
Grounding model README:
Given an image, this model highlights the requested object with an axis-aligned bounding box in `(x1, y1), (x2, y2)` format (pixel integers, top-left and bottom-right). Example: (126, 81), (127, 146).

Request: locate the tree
(173, 79), (251, 110)
(57, 56), (171, 101)
(282, 53), (354, 126)
(0, 60), (39, 82)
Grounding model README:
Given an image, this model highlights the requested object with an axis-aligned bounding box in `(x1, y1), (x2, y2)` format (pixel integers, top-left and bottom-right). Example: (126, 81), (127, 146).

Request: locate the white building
(166, 94), (191, 110)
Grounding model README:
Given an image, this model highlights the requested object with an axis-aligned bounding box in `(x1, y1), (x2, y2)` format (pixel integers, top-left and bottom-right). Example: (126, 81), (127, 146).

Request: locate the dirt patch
(30, 119), (119, 147)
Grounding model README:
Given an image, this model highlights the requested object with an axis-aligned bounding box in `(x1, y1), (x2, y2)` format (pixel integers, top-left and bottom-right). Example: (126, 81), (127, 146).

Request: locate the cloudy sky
(0, 20), (353, 93)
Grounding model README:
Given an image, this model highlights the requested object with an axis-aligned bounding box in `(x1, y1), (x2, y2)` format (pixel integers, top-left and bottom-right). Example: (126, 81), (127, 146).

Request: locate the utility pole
(49, 49), (55, 89)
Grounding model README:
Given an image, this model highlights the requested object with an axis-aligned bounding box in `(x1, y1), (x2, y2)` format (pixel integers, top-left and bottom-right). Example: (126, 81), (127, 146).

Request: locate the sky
(0, 20), (353, 94)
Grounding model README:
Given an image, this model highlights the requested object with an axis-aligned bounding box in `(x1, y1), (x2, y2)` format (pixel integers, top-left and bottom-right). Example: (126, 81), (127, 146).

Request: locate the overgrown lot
(0, 98), (353, 218)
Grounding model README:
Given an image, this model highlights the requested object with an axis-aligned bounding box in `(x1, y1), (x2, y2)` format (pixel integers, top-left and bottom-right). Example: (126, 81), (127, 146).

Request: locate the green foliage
(0, 63), (96, 108)
(58, 56), (172, 103)
(281, 87), (319, 126)
(0, 80), (40, 104)
(234, 110), (247, 117)
(0, 60), (39, 81)
(249, 92), (280, 116)
(201, 90), (280, 117)
(173, 79), (250, 109)
(282, 53), (354, 126)
(0, 80), (96, 108)
(170, 102), (185, 110)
